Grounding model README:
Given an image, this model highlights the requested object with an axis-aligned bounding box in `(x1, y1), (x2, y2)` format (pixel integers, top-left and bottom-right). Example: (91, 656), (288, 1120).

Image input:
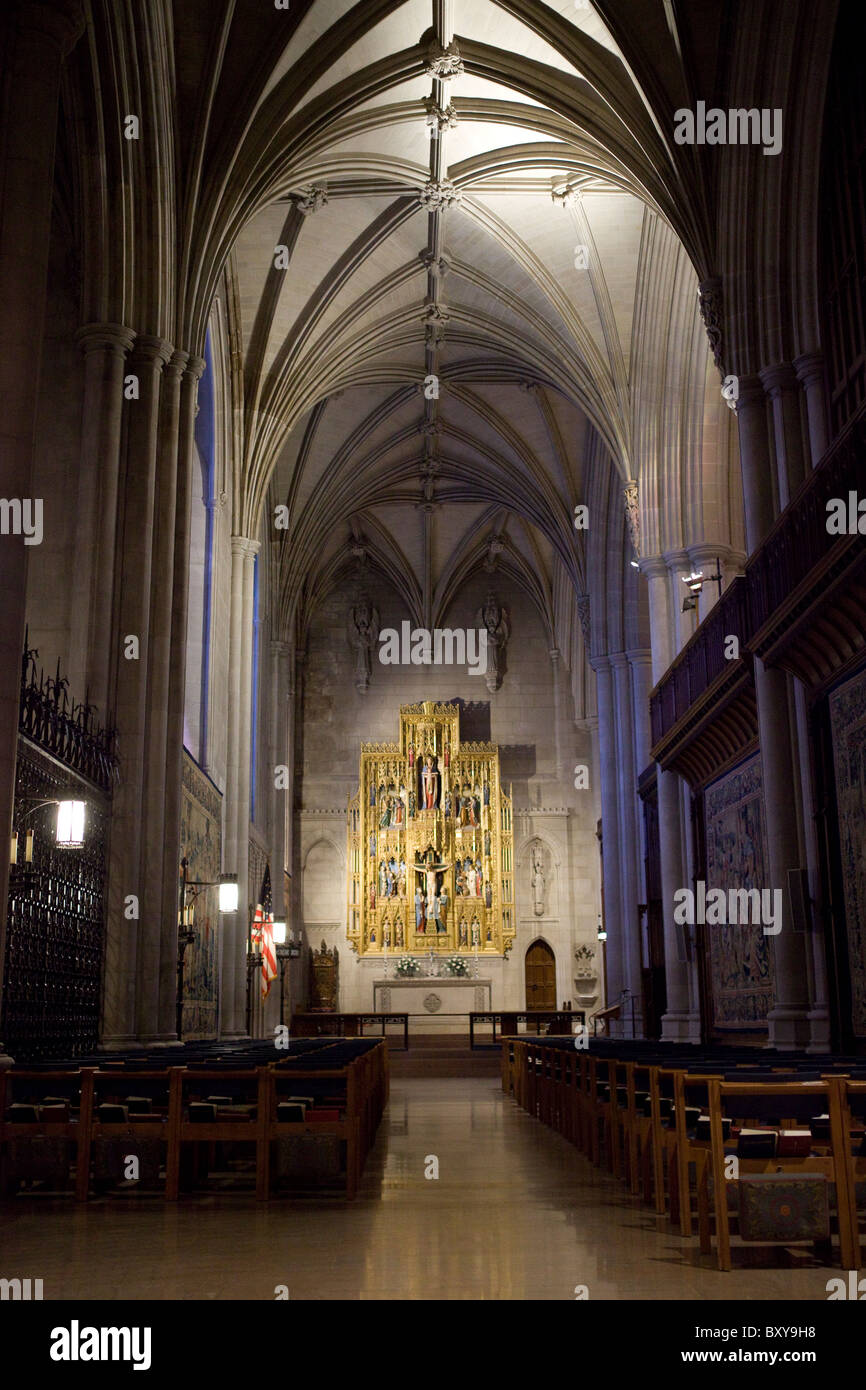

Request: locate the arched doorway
(525, 940), (556, 1011)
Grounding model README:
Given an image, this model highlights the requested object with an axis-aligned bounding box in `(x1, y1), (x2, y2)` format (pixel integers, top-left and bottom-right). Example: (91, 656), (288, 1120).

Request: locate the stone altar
(373, 976), (491, 1033)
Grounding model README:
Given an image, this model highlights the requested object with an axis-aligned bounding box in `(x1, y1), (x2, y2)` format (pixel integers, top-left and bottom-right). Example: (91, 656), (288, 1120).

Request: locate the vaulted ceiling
(193, 0), (718, 647)
(79, 0), (744, 653)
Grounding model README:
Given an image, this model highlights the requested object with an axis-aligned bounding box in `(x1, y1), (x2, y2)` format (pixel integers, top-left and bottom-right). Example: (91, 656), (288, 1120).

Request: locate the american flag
(255, 865), (278, 1000)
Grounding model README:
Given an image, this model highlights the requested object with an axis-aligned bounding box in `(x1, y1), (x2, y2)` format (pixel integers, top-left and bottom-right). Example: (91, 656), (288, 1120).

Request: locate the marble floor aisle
(0, 1078), (844, 1300)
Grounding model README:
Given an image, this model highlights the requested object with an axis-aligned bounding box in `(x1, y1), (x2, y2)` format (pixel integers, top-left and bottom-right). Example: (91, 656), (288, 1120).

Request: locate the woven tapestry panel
(829, 667), (866, 1036)
(704, 754), (775, 1029)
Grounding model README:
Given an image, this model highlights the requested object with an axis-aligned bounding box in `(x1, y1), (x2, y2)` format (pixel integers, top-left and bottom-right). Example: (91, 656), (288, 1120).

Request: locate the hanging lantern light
(56, 800), (86, 848)
(219, 874), (239, 914)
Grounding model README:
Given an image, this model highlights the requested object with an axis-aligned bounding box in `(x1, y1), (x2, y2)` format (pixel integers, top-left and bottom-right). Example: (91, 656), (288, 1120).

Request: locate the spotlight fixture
(630, 559), (640, 569)
(597, 914), (607, 942)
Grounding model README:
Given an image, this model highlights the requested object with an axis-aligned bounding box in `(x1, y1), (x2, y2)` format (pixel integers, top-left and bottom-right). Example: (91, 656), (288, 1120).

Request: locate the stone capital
(231, 535), (261, 559)
(128, 334), (173, 368)
(685, 542), (725, 569)
(185, 355), (207, 382)
(734, 373), (766, 410)
(759, 362), (798, 399)
(662, 547), (690, 574)
(270, 639), (291, 659)
(164, 348), (191, 382)
(793, 351), (825, 390)
(75, 322), (136, 359)
(638, 554), (668, 581)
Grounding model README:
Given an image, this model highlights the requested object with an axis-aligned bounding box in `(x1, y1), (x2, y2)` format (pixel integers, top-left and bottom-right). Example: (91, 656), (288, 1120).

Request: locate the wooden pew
(702, 1077), (856, 1271)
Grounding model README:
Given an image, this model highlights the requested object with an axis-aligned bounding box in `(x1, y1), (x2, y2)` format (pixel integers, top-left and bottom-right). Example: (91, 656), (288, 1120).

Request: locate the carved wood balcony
(745, 409), (866, 687)
(649, 405), (866, 784)
(649, 579), (756, 786)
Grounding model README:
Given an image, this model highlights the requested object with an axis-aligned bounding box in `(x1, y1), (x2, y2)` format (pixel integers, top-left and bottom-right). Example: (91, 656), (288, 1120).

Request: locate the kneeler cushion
(737, 1173), (830, 1242)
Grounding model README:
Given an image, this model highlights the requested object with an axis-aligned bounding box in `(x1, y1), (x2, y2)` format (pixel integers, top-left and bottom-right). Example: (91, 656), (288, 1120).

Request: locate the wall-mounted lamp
(56, 799), (86, 847)
(597, 913), (607, 943)
(629, 559), (640, 570)
(12, 797), (87, 863)
(218, 873), (239, 914)
(681, 558), (724, 612)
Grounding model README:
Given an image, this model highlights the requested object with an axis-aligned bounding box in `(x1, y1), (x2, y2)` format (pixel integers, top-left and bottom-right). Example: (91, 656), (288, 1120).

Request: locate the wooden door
(525, 940), (556, 1010)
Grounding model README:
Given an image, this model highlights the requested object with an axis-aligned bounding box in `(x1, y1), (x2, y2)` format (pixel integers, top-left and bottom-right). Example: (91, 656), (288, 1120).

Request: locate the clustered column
(221, 537), (260, 1038)
(642, 556), (700, 1042)
(736, 371), (814, 1048)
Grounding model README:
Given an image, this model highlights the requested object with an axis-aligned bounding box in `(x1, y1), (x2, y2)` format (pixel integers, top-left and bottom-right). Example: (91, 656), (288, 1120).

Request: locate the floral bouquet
(395, 956), (420, 977)
(444, 956), (469, 977)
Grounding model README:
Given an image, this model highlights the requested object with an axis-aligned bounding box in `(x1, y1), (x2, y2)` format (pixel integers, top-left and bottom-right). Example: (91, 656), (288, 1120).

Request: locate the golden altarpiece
(347, 703), (514, 956)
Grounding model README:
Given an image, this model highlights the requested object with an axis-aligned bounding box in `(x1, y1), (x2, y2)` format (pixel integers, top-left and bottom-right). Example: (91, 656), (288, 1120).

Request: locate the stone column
(0, 0), (85, 1062)
(549, 647), (564, 782)
(270, 640), (291, 925)
(736, 376), (776, 553)
(642, 557), (700, 1041)
(157, 355), (205, 1040)
(220, 537), (260, 1038)
(794, 352), (829, 469)
(737, 377), (811, 1047)
(591, 657), (624, 1023)
(664, 547), (696, 653)
(101, 336), (172, 1048)
(627, 649), (653, 774)
(610, 652), (643, 1033)
(136, 350), (186, 1045)
(262, 639), (291, 1035)
(69, 324), (135, 709)
(760, 363), (807, 509)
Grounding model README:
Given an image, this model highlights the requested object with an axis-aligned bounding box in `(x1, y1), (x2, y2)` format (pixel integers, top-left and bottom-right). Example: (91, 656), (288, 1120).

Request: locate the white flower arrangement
(444, 956), (469, 977)
(395, 956), (421, 977)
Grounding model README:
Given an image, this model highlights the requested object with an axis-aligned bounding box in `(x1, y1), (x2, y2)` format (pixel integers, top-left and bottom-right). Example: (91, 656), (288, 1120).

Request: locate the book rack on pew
(503, 1036), (866, 1271)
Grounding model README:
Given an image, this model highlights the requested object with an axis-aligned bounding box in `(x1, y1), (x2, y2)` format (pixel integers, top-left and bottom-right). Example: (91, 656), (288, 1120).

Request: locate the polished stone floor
(0, 1078), (848, 1300)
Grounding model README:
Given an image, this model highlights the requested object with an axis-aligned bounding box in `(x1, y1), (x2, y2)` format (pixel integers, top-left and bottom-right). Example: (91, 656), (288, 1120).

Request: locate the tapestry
(829, 667), (866, 1036)
(180, 752), (222, 1038)
(704, 754), (774, 1029)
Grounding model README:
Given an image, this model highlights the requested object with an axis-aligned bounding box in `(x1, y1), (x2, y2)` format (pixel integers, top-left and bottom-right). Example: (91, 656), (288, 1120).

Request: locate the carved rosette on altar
(347, 702), (514, 956)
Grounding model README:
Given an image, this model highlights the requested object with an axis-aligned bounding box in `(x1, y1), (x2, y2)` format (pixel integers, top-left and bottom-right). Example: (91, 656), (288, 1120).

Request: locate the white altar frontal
(373, 976), (492, 1032)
